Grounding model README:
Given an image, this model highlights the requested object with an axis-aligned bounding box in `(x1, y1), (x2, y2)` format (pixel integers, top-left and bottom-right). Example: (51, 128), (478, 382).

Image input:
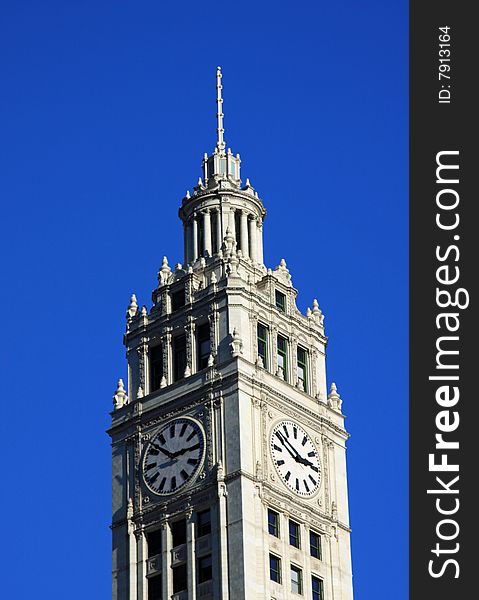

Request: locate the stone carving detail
(158, 256), (172, 286)
(328, 382), (343, 413)
(311, 349), (318, 397)
(137, 339), (149, 394)
(126, 294), (138, 320)
(113, 379), (128, 409)
(230, 328), (243, 357)
(273, 258), (292, 286)
(322, 435), (330, 515)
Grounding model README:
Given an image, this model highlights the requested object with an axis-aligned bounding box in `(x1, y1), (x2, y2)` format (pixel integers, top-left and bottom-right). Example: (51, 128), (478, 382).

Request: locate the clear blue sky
(0, 2), (407, 598)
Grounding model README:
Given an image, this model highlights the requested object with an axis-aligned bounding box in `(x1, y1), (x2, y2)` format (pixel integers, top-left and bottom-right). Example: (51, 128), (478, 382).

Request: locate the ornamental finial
(216, 66), (226, 152)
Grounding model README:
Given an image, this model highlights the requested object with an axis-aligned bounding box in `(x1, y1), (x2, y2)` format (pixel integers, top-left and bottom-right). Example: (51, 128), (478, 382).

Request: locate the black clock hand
(278, 433), (313, 467)
(170, 443), (201, 459)
(276, 432), (302, 462)
(151, 442), (174, 459)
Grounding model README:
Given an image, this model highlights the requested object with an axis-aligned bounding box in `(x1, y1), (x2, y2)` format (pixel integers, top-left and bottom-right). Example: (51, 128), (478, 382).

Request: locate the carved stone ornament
(113, 379), (128, 409)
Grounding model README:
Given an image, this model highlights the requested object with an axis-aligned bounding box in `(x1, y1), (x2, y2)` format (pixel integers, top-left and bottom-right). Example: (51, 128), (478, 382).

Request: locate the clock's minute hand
(278, 433), (312, 466)
(276, 432), (302, 462)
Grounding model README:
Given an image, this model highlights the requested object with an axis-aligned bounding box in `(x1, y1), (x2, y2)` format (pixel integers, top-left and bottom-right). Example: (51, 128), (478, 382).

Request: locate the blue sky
(0, 2), (407, 598)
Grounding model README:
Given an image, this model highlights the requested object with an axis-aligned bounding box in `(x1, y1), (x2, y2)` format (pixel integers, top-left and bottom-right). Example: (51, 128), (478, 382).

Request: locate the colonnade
(184, 207), (263, 265)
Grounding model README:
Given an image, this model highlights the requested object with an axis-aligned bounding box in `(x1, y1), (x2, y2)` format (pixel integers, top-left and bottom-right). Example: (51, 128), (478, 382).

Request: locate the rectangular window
(291, 565), (303, 595)
(257, 323), (268, 368)
(277, 335), (288, 380)
(310, 531), (322, 560)
(197, 509), (211, 537)
(289, 520), (301, 548)
(268, 509), (280, 537)
(148, 574), (162, 600)
(297, 346), (308, 392)
(147, 529), (162, 557)
(269, 554), (281, 584)
(197, 554), (213, 584)
(171, 289), (185, 312)
(211, 211), (218, 254)
(197, 322), (211, 370)
(173, 335), (187, 382)
(275, 290), (286, 312)
(172, 564), (187, 594)
(235, 212), (241, 251)
(150, 344), (163, 392)
(197, 219), (204, 258)
(312, 576), (324, 600)
(171, 519), (187, 547)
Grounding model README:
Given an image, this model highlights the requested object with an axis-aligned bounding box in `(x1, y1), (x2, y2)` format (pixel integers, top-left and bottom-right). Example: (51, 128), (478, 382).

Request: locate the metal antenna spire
(216, 66), (226, 152)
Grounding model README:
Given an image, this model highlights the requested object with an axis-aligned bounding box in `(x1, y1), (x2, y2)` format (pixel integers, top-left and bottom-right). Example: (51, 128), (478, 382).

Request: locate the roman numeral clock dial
(270, 420), (321, 497)
(142, 418), (206, 496)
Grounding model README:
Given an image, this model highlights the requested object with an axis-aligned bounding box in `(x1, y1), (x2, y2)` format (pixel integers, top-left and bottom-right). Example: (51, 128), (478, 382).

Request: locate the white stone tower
(108, 67), (353, 600)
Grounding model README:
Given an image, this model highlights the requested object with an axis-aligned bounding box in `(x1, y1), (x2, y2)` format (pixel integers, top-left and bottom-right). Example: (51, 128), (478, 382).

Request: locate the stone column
(162, 331), (171, 386)
(136, 529), (148, 599)
(183, 222), (189, 265)
(257, 219), (264, 263)
(215, 208), (222, 254)
(161, 521), (172, 600)
(192, 215), (198, 261)
(248, 216), (257, 262)
(218, 483), (229, 598)
(203, 209), (212, 257)
(240, 211), (249, 258)
(228, 207), (235, 235)
(128, 518), (138, 598)
(186, 512), (197, 600)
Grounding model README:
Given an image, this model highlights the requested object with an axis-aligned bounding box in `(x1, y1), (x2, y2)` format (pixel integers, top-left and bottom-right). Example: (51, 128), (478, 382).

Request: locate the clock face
(143, 418), (205, 496)
(270, 420), (321, 497)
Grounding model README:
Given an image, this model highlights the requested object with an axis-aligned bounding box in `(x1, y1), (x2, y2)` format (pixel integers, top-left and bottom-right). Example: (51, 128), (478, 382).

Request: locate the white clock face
(143, 418), (205, 495)
(270, 420), (321, 497)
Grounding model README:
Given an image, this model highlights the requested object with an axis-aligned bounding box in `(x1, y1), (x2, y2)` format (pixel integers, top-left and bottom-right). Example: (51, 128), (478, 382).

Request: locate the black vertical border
(410, 2), (476, 598)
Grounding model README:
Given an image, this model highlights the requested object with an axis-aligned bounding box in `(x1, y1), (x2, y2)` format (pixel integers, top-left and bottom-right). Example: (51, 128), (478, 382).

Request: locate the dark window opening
(147, 529), (162, 557)
(172, 564), (187, 594)
(211, 212), (218, 254)
(277, 335), (288, 380)
(173, 335), (187, 382)
(150, 345), (163, 392)
(289, 520), (301, 549)
(275, 290), (286, 312)
(171, 289), (185, 312)
(148, 574), (162, 600)
(269, 554), (281, 584)
(171, 519), (187, 547)
(297, 347), (308, 392)
(197, 554), (213, 584)
(197, 322), (211, 370)
(257, 323), (268, 368)
(197, 509), (211, 537)
(310, 531), (322, 560)
(268, 509), (280, 537)
(234, 212), (241, 250)
(198, 219), (204, 258)
(312, 576), (324, 600)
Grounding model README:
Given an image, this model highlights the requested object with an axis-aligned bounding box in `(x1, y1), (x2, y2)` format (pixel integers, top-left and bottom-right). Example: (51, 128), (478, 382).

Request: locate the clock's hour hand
(151, 443), (174, 459)
(170, 443), (201, 459)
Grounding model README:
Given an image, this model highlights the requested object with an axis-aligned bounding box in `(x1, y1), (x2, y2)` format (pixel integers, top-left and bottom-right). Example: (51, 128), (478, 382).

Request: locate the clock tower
(108, 68), (354, 600)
